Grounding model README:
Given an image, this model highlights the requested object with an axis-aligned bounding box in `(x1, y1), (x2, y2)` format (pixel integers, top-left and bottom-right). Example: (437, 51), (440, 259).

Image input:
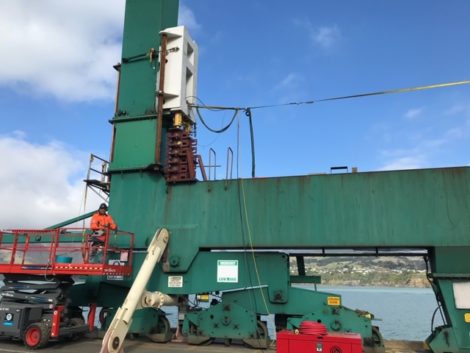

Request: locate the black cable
(191, 95), (257, 177)
(431, 305), (440, 333)
(425, 255), (447, 326)
(245, 108), (256, 178)
(195, 106), (239, 133)
(189, 95), (240, 133)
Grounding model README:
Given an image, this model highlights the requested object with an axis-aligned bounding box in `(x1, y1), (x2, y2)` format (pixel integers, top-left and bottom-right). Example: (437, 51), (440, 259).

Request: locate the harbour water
(306, 285), (443, 341)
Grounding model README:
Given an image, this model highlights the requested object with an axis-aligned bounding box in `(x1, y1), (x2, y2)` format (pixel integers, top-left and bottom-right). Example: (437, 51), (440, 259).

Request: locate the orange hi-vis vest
(90, 212), (117, 231)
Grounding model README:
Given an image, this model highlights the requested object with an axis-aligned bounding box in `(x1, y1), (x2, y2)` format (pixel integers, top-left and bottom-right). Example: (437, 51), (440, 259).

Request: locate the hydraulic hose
(299, 321), (328, 336)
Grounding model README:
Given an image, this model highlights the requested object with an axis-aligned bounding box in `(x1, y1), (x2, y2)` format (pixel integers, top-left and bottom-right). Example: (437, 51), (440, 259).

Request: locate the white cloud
(0, 0), (125, 102)
(0, 134), (100, 229)
(275, 73), (302, 90)
(444, 127), (464, 140)
(404, 107), (424, 120)
(0, 2), (202, 102)
(294, 19), (341, 49)
(312, 26), (341, 48)
(378, 102), (470, 170)
(179, 4), (201, 33)
(444, 104), (470, 117)
(379, 124), (469, 171)
(380, 156), (425, 171)
(273, 73), (306, 103)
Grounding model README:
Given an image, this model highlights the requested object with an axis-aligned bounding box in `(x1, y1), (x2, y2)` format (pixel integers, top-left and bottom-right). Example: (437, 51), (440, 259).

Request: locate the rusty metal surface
(165, 128), (197, 183)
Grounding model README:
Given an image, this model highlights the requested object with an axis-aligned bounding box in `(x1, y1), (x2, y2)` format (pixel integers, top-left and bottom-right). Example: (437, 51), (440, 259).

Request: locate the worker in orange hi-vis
(87, 203), (117, 263)
(91, 203), (117, 232)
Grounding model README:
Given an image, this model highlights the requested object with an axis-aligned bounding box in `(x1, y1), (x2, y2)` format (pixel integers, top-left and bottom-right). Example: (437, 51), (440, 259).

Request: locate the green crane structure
(64, 1), (470, 352)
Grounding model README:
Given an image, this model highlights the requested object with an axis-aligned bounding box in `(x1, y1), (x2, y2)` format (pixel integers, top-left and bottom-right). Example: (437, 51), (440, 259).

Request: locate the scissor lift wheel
(23, 322), (50, 349)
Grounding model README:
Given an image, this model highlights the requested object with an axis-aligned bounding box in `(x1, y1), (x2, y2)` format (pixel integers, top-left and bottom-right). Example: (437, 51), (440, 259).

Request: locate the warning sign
(168, 276), (183, 288)
(217, 260), (238, 283)
(327, 296), (341, 306)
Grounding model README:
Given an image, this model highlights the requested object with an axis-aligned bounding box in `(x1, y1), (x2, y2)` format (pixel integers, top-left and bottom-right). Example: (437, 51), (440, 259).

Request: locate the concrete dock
(0, 337), (429, 353)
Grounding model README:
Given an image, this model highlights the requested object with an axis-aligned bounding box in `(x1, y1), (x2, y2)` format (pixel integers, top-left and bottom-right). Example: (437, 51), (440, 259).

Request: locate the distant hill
(290, 256), (429, 287)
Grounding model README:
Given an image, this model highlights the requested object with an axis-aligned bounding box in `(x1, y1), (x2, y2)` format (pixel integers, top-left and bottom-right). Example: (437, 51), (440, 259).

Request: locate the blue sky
(190, 0), (470, 176)
(1, 0), (469, 227)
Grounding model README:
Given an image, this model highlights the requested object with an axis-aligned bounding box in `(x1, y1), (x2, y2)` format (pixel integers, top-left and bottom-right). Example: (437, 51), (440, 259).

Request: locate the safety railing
(0, 228), (134, 276)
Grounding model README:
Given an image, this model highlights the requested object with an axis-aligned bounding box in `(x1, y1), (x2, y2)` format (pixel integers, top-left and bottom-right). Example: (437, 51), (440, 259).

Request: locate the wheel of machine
(23, 322), (50, 349)
(99, 307), (110, 327)
(146, 315), (172, 343)
(242, 320), (269, 349)
(69, 317), (86, 341)
(187, 322), (213, 345)
(372, 325), (385, 347)
(128, 333), (140, 340)
(70, 317), (85, 326)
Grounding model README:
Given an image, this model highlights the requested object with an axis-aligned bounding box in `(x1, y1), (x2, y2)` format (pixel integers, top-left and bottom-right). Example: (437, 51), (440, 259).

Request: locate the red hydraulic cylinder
(88, 303), (97, 332)
(51, 305), (65, 338)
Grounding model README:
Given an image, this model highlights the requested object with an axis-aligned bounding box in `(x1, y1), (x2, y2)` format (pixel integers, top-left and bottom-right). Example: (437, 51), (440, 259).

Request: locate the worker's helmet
(99, 203), (108, 210)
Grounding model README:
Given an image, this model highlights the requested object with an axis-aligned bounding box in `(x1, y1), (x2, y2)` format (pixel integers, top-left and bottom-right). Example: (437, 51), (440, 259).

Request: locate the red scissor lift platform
(0, 228), (134, 349)
(0, 228), (134, 276)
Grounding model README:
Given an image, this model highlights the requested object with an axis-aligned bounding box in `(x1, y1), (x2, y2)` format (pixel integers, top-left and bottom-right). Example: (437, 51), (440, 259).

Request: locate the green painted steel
(110, 0), (178, 171)
(154, 252), (290, 298)
(183, 302), (259, 345)
(290, 275), (321, 284)
(46, 210), (95, 229)
(107, 168), (470, 267)
(112, 120), (156, 170)
(425, 247), (470, 353)
(224, 287), (375, 340)
(64, 0), (470, 351)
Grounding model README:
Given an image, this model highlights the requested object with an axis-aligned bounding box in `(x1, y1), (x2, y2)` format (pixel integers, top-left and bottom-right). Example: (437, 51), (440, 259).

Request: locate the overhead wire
(190, 79), (470, 112)
(314, 79), (470, 104)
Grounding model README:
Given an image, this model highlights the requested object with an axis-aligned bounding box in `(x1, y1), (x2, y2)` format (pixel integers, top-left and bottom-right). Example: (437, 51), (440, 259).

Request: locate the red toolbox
(277, 322), (363, 353)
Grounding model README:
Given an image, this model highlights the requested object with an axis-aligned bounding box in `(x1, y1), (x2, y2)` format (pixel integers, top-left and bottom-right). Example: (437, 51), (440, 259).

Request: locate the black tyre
(99, 308), (110, 327)
(242, 320), (269, 349)
(69, 317), (86, 341)
(146, 316), (172, 343)
(23, 322), (50, 349)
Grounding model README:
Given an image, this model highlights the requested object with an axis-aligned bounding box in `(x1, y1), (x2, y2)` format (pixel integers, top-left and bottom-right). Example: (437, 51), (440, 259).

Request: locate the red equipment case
(277, 329), (363, 353)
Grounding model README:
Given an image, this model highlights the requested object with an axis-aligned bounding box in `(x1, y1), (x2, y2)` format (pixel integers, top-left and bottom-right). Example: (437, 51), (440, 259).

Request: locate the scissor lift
(0, 228), (134, 349)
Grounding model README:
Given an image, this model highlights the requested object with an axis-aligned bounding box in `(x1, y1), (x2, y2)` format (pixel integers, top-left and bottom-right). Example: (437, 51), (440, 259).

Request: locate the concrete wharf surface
(0, 337), (429, 353)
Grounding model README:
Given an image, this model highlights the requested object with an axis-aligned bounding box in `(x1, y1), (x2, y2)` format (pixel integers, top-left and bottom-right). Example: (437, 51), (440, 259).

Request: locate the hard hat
(99, 203), (108, 210)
